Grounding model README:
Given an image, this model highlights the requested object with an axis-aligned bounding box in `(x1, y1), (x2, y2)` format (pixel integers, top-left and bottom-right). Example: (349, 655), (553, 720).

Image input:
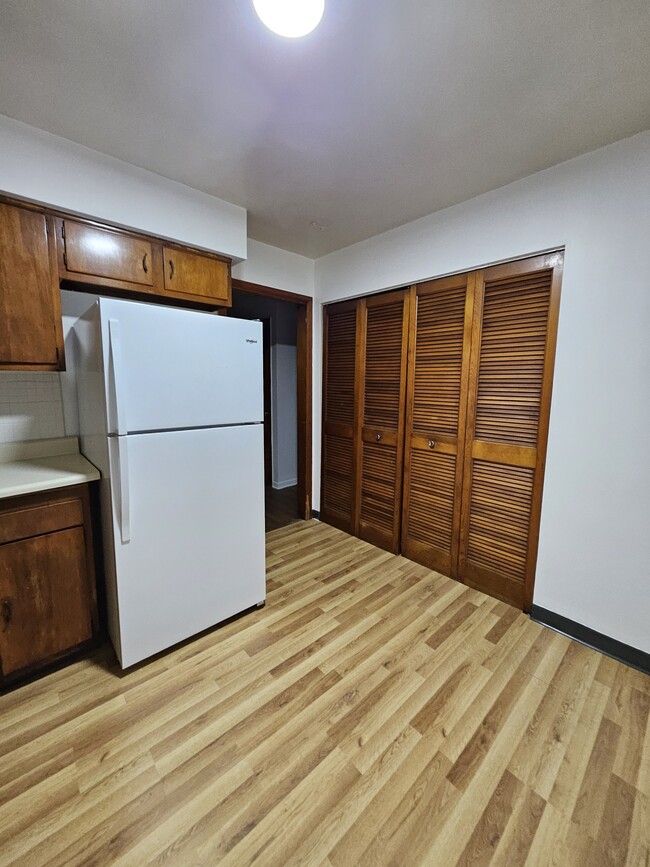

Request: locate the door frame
(232, 278), (313, 520)
(261, 318), (272, 485)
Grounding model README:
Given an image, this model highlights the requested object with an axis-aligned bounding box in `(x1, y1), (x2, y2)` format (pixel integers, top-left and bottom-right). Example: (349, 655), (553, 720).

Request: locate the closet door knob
(428, 439), (436, 449)
(375, 433), (382, 441)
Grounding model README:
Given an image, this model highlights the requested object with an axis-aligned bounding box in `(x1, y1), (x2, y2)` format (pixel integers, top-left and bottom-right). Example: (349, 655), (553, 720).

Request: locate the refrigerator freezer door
(107, 424), (265, 668)
(98, 297), (263, 433)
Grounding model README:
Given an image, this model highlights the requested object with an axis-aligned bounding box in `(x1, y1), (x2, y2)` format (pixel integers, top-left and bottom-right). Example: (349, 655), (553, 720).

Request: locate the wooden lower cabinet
(321, 252), (563, 610)
(0, 485), (98, 684)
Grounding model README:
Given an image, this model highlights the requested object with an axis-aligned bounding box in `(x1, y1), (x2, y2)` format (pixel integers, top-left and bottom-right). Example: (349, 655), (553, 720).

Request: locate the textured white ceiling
(0, 0), (648, 257)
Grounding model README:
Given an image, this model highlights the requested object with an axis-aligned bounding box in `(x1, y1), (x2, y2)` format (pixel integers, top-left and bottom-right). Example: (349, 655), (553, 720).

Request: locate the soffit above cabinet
(0, 115), (247, 263)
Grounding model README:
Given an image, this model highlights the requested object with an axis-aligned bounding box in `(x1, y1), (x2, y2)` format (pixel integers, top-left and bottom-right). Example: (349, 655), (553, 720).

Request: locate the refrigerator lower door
(107, 424), (265, 668)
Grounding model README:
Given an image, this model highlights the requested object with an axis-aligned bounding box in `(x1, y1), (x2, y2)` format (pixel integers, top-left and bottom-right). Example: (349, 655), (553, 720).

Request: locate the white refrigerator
(73, 296), (266, 668)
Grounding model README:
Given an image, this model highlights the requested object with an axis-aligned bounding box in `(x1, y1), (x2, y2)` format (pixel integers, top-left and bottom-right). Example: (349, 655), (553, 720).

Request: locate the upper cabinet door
(401, 275), (474, 575)
(62, 220), (154, 287)
(458, 253), (563, 609)
(321, 300), (359, 534)
(162, 246), (231, 307)
(0, 204), (64, 369)
(356, 290), (410, 553)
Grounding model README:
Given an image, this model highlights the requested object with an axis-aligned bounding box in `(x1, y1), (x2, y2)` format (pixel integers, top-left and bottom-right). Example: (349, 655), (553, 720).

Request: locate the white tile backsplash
(0, 372), (66, 443)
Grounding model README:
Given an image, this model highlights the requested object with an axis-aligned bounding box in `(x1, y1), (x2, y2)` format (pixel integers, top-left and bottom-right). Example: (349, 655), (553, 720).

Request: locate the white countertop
(0, 437), (100, 499)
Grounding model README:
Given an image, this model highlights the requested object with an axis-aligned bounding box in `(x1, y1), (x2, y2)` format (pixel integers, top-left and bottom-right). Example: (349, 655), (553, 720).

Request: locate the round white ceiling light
(253, 0), (325, 38)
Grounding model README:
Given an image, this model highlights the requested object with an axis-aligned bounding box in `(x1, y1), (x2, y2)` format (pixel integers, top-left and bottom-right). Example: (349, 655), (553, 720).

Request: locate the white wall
(272, 311), (298, 489)
(0, 114), (247, 260)
(313, 130), (650, 653)
(233, 239), (315, 297)
(230, 292), (298, 489)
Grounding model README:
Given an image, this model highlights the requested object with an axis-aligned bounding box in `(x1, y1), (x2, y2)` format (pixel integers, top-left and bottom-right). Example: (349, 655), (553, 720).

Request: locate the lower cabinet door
(0, 527), (93, 677)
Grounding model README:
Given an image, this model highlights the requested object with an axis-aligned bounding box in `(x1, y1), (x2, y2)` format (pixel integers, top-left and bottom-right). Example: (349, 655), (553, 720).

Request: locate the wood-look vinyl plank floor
(0, 520), (648, 866)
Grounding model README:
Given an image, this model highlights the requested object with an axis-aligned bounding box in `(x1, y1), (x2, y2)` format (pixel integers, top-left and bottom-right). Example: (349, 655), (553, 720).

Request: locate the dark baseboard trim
(311, 510), (320, 520)
(530, 605), (650, 676)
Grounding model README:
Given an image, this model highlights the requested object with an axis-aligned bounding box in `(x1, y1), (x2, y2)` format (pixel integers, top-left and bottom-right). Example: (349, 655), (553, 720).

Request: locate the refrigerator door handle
(108, 318), (127, 436)
(115, 436), (131, 544)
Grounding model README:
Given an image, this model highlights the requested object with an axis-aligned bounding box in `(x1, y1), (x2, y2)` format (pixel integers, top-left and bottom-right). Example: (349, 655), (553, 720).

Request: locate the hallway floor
(265, 484), (301, 531)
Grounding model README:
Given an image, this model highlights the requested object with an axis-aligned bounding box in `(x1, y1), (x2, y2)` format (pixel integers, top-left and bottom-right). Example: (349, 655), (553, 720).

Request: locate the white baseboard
(272, 478), (298, 490)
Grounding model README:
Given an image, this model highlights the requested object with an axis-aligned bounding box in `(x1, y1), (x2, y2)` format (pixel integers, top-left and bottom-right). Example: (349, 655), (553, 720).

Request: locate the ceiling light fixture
(253, 0), (324, 38)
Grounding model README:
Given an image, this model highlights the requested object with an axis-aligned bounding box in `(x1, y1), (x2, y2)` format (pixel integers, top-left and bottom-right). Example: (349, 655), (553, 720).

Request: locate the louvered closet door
(458, 253), (563, 609)
(356, 290), (410, 552)
(401, 275), (474, 574)
(321, 300), (359, 533)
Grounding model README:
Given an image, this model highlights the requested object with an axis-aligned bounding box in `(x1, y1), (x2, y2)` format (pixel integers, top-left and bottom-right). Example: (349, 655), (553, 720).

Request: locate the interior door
(401, 275), (474, 575)
(321, 300), (358, 533)
(356, 290), (410, 552)
(458, 253), (563, 609)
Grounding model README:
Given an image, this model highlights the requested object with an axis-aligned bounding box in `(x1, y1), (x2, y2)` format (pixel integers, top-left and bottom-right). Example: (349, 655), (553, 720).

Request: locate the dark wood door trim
(232, 278), (313, 520)
(261, 318), (272, 486)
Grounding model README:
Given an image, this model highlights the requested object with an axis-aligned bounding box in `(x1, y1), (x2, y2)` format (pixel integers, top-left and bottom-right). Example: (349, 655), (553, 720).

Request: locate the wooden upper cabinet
(60, 220), (155, 289)
(0, 203), (64, 370)
(162, 246), (231, 306)
(57, 218), (232, 308)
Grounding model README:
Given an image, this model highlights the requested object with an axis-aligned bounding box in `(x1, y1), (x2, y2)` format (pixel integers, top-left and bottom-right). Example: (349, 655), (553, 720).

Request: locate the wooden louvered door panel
(321, 300), (359, 533)
(401, 275), (474, 574)
(356, 290), (410, 552)
(458, 253), (563, 609)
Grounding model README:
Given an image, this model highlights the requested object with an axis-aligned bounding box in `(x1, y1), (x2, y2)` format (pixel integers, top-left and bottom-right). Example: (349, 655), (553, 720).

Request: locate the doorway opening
(230, 280), (312, 532)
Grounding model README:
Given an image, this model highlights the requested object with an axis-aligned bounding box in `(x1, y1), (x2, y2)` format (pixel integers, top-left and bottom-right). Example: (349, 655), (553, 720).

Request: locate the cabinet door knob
(169, 259), (175, 280)
(375, 433), (382, 441)
(142, 252), (149, 274)
(0, 597), (12, 631)
(428, 439), (436, 449)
